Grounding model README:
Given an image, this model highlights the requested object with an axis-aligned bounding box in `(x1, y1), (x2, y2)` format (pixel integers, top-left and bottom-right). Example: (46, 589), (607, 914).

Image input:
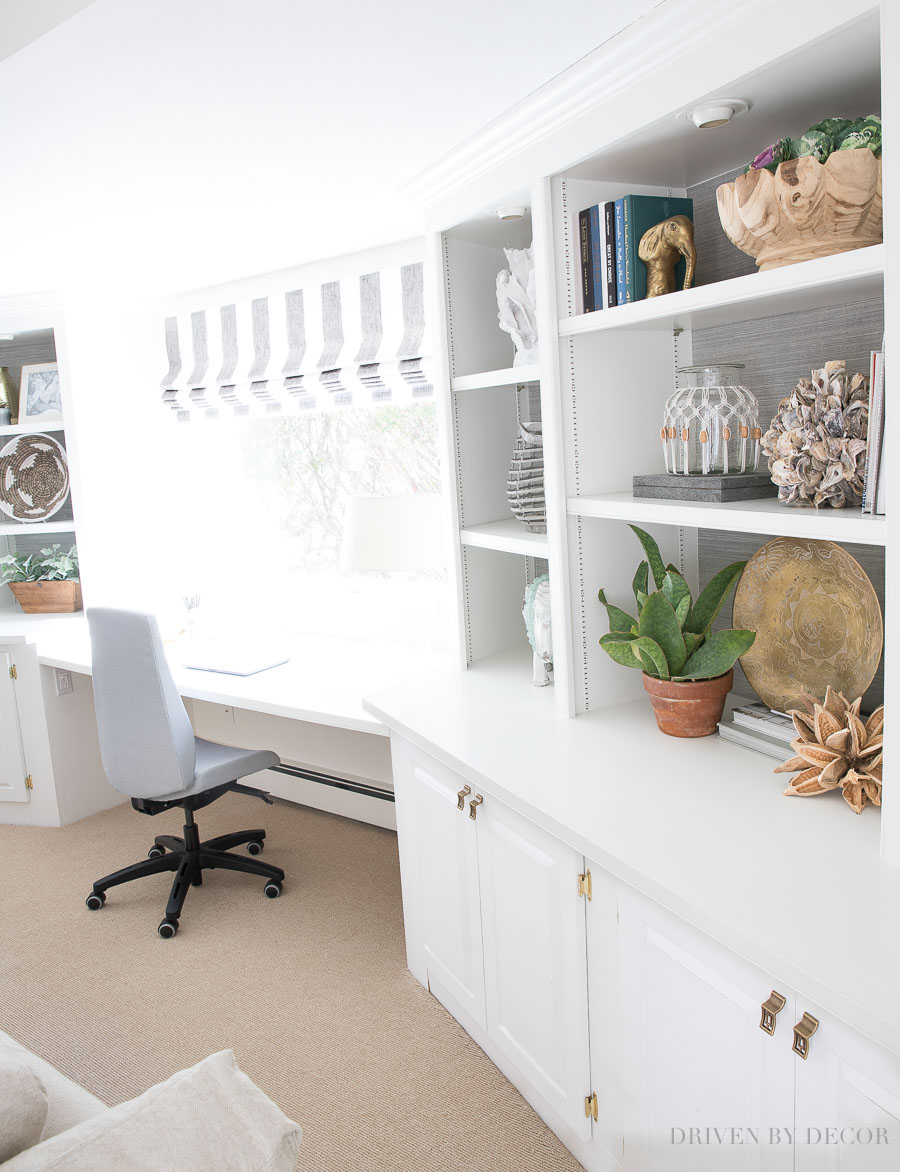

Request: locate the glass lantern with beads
(661, 364), (761, 476)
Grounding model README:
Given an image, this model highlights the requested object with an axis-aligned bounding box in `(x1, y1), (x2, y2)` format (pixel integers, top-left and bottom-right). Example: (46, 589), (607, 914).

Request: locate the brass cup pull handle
(792, 1013), (819, 1060)
(469, 794), (484, 820)
(760, 991), (786, 1035)
(456, 785), (471, 811)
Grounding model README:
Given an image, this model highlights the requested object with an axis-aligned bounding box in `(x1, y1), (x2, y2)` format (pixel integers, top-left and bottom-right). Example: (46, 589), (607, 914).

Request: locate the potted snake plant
(0, 544), (82, 613)
(598, 526), (755, 737)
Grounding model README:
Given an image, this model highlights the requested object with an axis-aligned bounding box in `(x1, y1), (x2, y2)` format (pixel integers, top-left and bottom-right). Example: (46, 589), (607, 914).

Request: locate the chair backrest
(87, 608), (196, 799)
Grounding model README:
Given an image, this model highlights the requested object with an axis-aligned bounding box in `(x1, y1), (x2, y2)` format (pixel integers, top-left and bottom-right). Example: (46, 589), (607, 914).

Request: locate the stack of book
(862, 346), (886, 515)
(577, 194), (693, 313)
(717, 702), (796, 761)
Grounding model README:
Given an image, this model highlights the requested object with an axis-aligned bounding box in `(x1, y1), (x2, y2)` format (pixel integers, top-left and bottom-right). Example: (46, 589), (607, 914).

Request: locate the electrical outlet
(55, 668), (73, 696)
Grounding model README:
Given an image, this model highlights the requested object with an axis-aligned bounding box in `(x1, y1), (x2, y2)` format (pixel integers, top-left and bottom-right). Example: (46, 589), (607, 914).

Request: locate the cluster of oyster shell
(761, 360), (869, 507)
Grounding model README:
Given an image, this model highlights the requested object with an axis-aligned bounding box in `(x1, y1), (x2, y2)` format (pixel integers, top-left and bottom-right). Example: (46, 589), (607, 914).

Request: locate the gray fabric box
(632, 472), (777, 502)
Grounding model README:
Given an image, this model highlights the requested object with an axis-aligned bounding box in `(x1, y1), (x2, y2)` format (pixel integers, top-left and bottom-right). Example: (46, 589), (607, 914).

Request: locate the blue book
(614, 199), (626, 306)
(622, 194), (694, 302)
(589, 204), (604, 310)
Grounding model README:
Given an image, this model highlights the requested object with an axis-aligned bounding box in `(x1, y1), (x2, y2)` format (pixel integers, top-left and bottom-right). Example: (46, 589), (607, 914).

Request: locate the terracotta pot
(8, 580), (83, 614)
(642, 669), (733, 738)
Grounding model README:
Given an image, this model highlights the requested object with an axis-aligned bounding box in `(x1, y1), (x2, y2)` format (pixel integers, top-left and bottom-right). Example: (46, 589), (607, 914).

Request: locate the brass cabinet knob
(456, 785), (471, 811)
(792, 1013), (819, 1059)
(469, 794), (484, 820)
(760, 991), (786, 1035)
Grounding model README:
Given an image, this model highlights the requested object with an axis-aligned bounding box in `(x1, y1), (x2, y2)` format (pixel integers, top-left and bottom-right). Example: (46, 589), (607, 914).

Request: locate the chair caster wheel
(264, 881), (282, 899)
(247, 840), (264, 856)
(148, 845), (165, 859)
(157, 919), (178, 939)
(85, 892), (106, 911)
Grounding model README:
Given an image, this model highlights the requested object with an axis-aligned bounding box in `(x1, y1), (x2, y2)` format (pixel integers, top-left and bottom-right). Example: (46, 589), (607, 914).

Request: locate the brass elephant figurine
(638, 214), (696, 297)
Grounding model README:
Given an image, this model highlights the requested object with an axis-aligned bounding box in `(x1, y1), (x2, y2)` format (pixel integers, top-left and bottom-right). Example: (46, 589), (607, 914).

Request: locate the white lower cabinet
(616, 885), (900, 1171)
(618, 884), (795, 1170)
(390, 736), (900, 1172)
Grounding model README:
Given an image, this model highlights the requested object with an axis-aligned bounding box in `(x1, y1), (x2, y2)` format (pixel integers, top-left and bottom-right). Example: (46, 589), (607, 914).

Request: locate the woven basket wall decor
(507, 422), (546, 533)
(0, 433), (70, 522)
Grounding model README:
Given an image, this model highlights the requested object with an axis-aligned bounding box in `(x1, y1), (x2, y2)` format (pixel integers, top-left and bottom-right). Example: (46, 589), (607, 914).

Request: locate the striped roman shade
(160, 262), (431, 419)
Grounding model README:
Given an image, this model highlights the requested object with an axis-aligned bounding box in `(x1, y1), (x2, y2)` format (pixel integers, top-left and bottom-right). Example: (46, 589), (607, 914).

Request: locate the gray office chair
(85, 607), (285, 938)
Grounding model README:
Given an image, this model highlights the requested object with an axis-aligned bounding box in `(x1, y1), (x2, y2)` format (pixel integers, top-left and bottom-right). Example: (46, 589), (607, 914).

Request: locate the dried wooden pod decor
(716, 150), (882, 271)
(775, 686), (883, 814)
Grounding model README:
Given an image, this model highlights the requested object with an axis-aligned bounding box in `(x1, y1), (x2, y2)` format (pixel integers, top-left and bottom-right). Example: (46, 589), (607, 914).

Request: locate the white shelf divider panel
(567, 492), (886, 546)
(559, 245), (884, 337)
(459, 519), (549, 557)
(0, 520), (76, 537)
(0, 421), (66, 438)
(450, 364), (540, 392)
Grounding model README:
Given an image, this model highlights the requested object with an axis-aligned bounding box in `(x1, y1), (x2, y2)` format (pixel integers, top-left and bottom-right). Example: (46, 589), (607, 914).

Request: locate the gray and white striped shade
(161, 262), (431, 419)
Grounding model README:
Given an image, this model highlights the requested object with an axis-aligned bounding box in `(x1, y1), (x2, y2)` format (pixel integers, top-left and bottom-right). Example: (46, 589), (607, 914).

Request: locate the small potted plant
(0, 544), (82, 613)
(598, 526), (755, 737)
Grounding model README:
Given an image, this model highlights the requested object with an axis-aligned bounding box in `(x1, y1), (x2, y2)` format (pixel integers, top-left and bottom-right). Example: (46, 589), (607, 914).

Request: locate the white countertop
(0, 611), (450, 736)
(364, 645), (900, 1057)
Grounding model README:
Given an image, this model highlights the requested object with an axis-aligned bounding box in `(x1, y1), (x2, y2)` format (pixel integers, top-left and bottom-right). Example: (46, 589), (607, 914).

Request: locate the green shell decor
(746, 114), (881, 174)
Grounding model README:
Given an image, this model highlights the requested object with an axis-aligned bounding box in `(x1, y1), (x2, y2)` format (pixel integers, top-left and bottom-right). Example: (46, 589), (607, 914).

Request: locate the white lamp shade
(340, 494), (447, 573)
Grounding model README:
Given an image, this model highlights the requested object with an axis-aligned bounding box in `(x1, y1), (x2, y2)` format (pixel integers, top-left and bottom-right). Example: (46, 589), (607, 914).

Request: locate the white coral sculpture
(775, 686), (883, 814)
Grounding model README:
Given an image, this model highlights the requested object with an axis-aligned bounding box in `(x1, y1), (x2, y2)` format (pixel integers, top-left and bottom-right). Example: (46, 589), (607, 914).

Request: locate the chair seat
(155, 739), (280, 801)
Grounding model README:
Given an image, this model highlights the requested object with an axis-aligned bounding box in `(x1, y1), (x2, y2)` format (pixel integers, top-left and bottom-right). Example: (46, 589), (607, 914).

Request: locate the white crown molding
(404, 0), (825, 211)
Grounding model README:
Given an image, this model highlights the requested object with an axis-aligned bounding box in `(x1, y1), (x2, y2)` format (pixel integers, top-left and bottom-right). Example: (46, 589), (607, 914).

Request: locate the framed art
(20, 363), (62, 423)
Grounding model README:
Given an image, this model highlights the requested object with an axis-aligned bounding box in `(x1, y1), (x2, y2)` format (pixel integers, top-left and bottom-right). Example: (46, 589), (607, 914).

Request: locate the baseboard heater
(270, 763), (394, 803)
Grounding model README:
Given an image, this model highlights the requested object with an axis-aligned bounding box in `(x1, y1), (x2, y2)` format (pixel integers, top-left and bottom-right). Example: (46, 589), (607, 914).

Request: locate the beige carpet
(0, 797), (583, 1171)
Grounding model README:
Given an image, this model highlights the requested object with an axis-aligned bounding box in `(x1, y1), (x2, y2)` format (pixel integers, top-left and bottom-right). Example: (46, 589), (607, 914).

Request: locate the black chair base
(86, 792), (285, 937)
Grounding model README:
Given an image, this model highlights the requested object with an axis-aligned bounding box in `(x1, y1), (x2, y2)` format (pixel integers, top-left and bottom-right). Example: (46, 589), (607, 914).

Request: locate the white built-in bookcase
(426, 0), (898, 858)
(0, 296), (79, 612)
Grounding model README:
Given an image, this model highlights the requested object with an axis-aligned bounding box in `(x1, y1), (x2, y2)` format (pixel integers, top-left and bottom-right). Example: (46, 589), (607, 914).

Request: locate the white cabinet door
(0, 650), (28, 803)
(794, 1003), (900, 1170)
(477, 795), (593, 1140)
(392, 740), (486, 1028)
(619, 885), (794, 1171)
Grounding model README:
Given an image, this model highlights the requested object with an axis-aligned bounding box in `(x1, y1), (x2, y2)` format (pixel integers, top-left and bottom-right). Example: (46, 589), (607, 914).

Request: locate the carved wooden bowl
(716, 151), (882, 271)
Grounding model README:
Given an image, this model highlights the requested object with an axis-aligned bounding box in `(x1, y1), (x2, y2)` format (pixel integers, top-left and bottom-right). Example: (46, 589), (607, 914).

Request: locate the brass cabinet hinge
(584, 1091), (598, 1121)
(577, 870), (592, 901)
(9, 664), (17, 680)
(24, 775), (33, 790)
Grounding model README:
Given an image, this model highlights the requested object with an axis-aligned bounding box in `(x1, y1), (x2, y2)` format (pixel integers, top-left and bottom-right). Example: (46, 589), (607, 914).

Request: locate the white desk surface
(0, 611), (450, 736)
(364, 644), (900, 1058)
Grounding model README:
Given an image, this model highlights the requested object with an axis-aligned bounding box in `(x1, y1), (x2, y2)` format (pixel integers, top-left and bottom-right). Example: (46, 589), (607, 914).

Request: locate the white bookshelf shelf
(0, 520), (76, 537)
(558, 245), (884, 337)
(459, 519), (549, 557)
(0, 420), (65, 438)
(451, 364), (540, 392)
(567, 492), (886, 546)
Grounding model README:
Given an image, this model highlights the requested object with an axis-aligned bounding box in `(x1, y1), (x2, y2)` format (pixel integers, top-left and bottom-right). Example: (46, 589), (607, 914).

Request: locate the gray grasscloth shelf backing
(684, 170), (885, 712)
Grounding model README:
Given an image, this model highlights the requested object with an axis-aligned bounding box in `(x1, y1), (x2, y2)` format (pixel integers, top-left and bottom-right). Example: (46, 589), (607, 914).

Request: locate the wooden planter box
(8, 580), (83, 613)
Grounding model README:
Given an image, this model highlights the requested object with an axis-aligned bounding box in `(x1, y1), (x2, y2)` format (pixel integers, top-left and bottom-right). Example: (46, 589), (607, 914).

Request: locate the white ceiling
(0, 0), (662, 297)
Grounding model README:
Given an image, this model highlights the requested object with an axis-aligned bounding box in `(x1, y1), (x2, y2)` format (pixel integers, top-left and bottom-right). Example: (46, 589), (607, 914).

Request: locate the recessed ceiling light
(678, 98), (751, 130)
(496, 205), (528, 221)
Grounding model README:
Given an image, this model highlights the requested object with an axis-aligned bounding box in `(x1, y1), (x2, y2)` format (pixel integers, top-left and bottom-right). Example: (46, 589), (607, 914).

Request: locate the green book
(621, 195), (693, 302)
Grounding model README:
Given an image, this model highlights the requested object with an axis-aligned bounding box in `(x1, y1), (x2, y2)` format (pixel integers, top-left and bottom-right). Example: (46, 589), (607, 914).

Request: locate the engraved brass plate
(733, 538), (882, 712)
